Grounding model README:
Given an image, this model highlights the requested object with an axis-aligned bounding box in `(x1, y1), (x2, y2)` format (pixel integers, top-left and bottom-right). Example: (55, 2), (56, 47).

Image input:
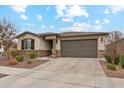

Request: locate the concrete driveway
(0, 58), (124, 88)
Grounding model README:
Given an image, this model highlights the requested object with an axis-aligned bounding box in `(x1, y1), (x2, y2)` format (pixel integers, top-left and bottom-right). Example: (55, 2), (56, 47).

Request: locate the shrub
(115, 56), (120, 65)
(28, 50), (37, 59)
(11, 50), (17, 58)
(120, 54), (124, 68)
(9, 59), (17, 65)
(106, 63), (116, 70)
(16, 55), (24, 62)
(27, 60), (32, 64)
(104, 55), (112, 63)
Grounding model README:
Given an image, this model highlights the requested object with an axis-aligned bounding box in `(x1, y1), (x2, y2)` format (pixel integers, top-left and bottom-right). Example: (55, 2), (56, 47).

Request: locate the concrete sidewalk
(0, 58), (124, 88)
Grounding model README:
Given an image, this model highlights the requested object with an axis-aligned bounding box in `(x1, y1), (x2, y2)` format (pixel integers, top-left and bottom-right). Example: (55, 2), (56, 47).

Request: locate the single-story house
(16, 31), (109, 58)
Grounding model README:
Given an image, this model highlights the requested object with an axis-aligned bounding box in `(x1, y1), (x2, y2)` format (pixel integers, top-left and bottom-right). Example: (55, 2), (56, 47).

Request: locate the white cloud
(11, 5), (28, 14)
(103, 19), (110, 24)
(59, 21), (105, 32)
(36, 14), (42, 20)
(104, 5), (124, 14)
(92, 25), (102, 31)
(104, 9), (110, 14)
(41, 25), (46, 28)
(94, 19), (110, 25)
(60, 22), (90, 31)
(56, 5), (89, 21)
(62, 18), (73, 22)
(11, 5), (28, 20)
(25, 23), (35, 27)
(95, 20), (100, 24)
(20, 14), (28, 20)
(92, 19), (110, 31)
(67, 5), (89, 17)
(56, 5), (66, 17)
(110, 5), (124, 14)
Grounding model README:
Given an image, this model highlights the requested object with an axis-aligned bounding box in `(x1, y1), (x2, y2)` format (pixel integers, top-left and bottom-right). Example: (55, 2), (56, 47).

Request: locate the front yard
(100, 60), (124, 79)
(0, 56), (49, 69)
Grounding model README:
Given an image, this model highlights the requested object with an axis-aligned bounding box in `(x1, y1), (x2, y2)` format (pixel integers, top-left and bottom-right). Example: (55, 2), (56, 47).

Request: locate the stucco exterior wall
(58, 35), (99, 51)
(17, 33), (107, 58)
(17, 34), (40, 50)
(56, 35), (107, 57)
(59, 35), (99, 40)
(97, 36), (106, 57)
(40, 39), (51, 50)
(17, 33), (50, 50)
(59, 35), (106, 50)
(97, 36), (106, 51)
(56, 39), (61, 50)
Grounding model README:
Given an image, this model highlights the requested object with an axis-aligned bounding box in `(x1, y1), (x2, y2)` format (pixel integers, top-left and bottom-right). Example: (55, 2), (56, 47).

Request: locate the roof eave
(59, 33), (109, 37)
(15, 31), (39, 38)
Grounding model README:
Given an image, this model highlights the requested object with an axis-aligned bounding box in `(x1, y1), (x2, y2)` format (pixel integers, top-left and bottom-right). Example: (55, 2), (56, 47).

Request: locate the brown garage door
(61, 39), (97, 58)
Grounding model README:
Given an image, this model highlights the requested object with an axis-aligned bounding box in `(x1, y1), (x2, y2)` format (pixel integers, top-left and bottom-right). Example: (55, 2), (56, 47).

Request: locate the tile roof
(15, 31), (109, 38)
(15, 31), (40, 38)
(59, 31), (109, 37)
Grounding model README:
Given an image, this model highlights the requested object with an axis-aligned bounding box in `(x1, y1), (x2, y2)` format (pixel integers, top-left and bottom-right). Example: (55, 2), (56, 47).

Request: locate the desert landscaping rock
(0, 57), (49, 69)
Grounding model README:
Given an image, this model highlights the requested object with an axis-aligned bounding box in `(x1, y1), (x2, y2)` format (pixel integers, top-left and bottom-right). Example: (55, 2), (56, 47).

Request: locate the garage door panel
(61, 39), (97, 58)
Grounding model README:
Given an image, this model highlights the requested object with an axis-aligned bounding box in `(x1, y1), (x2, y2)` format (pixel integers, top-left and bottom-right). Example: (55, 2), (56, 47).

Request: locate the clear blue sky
(0, 5), (124, 34)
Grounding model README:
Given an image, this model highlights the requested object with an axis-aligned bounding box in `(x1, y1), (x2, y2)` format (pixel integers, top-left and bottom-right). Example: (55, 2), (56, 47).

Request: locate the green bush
(106, 63), (116, 70)
(104, 55), (112, 63)
(115, 56), (120, 65)
(27, 60), (32, 64)
(120, 54), (124, 68)
(28, 50), (37, 59)
(16, 55), (24, 62)
(11, 50), (17, 58)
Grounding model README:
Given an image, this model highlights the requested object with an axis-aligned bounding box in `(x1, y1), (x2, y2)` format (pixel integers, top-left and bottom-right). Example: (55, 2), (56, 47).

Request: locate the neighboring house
(106, 38), (124, 56)
(16, 31), (108, 58)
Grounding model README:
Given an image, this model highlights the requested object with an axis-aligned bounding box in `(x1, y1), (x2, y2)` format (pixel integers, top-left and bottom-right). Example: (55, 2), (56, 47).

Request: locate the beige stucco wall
(17, 33), (50, 50)
(17, 33), (107, 57)
(97, 36), (106, 51)
(58, 35), (99, 51)
(45, 36), (56, 40)
(59, 35), (99, 40)
(40, 38), (51, 50)
(56, 35), (107, 57)
(56, 39), (61, 50)
(17, 34), (40, 50)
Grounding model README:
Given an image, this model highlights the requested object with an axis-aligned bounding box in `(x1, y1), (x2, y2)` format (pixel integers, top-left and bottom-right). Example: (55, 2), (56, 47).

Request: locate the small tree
(0, 17), (19, 59)
(107, 31), (123, 64)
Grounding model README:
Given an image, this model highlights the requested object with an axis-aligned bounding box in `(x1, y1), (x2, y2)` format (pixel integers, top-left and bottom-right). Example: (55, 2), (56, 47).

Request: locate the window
(21, 39), (34, 50)
(27, 39), (31, 49)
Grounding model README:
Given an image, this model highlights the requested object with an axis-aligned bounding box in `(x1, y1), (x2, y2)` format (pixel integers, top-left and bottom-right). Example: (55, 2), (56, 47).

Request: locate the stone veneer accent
(56, 50), (61, 57)
(49, 50), (61, 58)
(17, 50), (51, 57)
(98, 50), (105, 58)
(17, 50), (105, 58)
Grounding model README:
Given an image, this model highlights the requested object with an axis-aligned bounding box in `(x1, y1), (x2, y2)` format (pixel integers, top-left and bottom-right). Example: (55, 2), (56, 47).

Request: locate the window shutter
(31, 39), (34, 50)
(25, 40), (28, 49)
(21, 40), (24, 50)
